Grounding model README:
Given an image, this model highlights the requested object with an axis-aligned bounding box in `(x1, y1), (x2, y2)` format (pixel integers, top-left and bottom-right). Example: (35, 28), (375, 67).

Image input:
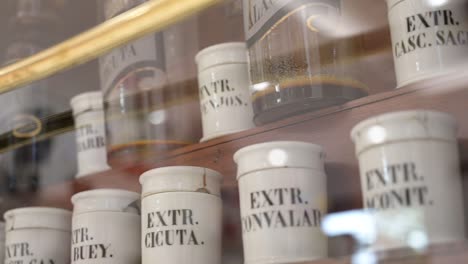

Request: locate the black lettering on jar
(200, 79), (249, 115)
(145, 209), (204, 248)
(71, 227), (114, 261)
(243, 187), (322, 234)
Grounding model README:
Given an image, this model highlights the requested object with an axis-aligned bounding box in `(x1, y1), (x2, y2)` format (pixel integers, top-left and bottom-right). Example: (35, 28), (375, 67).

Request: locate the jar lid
(4, 207), (72, 232)
(234, 141), (325, 179)
(71, 189), (140, 215)
(140, 166), (223, 197)
(70, 91), (104, 116)
(195, 42), (247, 72)
(351, 110), (457, 155)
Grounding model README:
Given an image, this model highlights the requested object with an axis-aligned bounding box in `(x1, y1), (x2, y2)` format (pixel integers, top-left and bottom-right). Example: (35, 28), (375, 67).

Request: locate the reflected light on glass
(322, 210), (376, 244)
(407, 230), (429, 251)
(353, 250), (377, 264)
(426, 0), (447, 7)
(148, 110), (166, 125)
(252, 82), (271, 92)
(367, 125), (386, 144)
(268, 149), (288, 166)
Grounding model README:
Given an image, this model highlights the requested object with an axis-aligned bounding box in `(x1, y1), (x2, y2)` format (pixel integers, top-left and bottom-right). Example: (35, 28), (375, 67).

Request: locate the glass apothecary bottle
(1, 42), (51, 195)
(244, 0), (368, 124)
(0, 0), (71, 205)
(98, 0), (202, 166)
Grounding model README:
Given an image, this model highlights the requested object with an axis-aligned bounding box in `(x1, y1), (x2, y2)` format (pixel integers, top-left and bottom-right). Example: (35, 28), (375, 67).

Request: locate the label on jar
(200, 79), (251, 114)
(364, 162), (432, 209)
(198, 64), (254, 140)
(76, 123), (106, 154)
(71, 212), (140, 264)
(241, 187), (322, 232)
(99, 34), (167, 100)
(238, 168), (327, 264)
(5, 230), (70, 264)
(142, 193), (222, 264)
(242, 0), (340, 47)
(74, 110), (109, 176)
(358, 140), (465, 249)
(388, 0), (468, 86)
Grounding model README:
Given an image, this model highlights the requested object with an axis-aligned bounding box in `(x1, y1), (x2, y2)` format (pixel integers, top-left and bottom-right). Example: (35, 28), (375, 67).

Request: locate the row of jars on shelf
(0, 0), (465, 171)
(96, 0), (468, 168)
(3, 0), (465, 187)
(1, 109), (465, 264)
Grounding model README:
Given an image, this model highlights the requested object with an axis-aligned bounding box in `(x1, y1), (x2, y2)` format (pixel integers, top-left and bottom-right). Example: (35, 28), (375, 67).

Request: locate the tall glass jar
(243, 0), (368, 124)
(98, 0), (202, 166)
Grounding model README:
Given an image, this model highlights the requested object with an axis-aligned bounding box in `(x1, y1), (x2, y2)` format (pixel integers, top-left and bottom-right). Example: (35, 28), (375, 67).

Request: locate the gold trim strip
(0, 0), (221, 94)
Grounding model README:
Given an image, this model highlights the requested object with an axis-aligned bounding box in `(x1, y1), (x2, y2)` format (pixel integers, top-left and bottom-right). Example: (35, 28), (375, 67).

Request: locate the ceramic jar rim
(195, 42), (247, 72)
(385, 0), (463, 11)
(71, 189), (140, 215)
(4, 207), (72, 231)
(139, 166), (223, 197)
(351, 110), (457, 155)
(234, 141), (325, 180)
(385, 0), (402, 10)
(70, 91), (104, 116)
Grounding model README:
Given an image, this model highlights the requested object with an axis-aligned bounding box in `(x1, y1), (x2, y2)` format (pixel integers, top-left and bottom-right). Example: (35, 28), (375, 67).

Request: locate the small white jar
(70, 92), (111, 178)
(234, 141), (328, 264)
(4, 207), (72, 264)
(71, 189), (141, 264)
(195, 42), (255, 142)
(386, 0), (468, 87)
(139, 166), (223, 264)
(351, 110), (466, 249)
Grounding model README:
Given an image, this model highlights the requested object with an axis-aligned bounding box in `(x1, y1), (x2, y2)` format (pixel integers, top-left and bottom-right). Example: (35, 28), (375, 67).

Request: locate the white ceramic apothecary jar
(0, 221), (6, 262)
(70, 92), (110, 177)
(234, 141), (328, 264)
(351, 110), (465, 249)
(195, 42), (255, 142)
(71, 189), (141, 264)
(139, 166), (223, 264)
(4, 207), (72, 264)
(386, 0), (468, 87)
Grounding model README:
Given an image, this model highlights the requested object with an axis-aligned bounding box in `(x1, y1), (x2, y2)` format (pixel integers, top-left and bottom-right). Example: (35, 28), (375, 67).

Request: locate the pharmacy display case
(0, 0), (467, 263)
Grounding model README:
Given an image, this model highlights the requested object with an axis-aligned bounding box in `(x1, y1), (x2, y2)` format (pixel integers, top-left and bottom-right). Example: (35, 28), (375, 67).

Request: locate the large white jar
(386, 0), (468, 87)
(139, 166), (223, 264)
(4, 207), (72, 264)
(351, 110), (465, 249)
(234, 141), (328, 264)
(71, 189), (141, 264)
